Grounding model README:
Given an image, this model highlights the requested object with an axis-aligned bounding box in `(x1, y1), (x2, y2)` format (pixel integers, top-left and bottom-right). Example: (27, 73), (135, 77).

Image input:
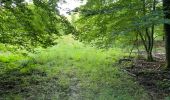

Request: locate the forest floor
(0, 36), (170, 100)
(0, 37), (150, 100)
(123, 53), (170, 100)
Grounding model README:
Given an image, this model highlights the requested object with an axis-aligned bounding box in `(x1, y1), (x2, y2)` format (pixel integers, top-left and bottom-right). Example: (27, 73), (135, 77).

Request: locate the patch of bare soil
(122, 53), (170, 100)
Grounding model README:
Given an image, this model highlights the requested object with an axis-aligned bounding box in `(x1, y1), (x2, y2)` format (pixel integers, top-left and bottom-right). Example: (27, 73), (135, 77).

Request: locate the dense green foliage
(0, 0), (75, 48)
(73, 0), (165, 61)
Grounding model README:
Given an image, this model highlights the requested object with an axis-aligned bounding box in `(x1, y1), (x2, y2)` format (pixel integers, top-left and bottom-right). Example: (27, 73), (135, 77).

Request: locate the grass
(0, 35), (149, 100)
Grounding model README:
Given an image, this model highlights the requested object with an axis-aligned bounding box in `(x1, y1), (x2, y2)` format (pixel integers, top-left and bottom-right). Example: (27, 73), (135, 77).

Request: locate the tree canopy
(0, 0), (75, 48)
(72, 0), (165, 61)
(0, 0), (170, 66)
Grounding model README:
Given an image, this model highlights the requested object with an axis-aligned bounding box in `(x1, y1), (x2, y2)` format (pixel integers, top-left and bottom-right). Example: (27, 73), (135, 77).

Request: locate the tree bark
(147, 50), (153, 61)
(163, 0), (170, 69)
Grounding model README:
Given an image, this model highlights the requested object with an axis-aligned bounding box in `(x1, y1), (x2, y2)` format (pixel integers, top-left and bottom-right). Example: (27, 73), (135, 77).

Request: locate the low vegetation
(0, 36), (149, 100)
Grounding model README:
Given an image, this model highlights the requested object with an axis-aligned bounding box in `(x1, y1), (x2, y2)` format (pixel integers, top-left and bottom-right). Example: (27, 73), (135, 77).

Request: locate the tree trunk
(147, 51), (153, 61)
(163, 0), (170, 69)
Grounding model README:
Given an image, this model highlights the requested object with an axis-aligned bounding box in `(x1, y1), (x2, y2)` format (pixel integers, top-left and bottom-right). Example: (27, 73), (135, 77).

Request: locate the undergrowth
(0, 35), (149, 100)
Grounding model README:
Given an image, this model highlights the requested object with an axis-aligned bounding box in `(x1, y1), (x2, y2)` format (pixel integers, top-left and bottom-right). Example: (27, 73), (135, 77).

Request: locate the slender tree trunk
(147, 0), (156, 62)
(163, 0), (170, 69)
(147, 50), (153, 61)
(141, 0), (154, 61)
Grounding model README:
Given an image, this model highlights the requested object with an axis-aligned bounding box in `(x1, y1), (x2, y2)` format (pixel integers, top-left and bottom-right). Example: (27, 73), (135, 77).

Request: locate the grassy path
(0, 37), (150, 100)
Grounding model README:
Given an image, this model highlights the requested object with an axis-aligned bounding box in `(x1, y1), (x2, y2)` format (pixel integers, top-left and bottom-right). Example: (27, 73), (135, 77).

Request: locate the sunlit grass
(0, 35), (149, 100)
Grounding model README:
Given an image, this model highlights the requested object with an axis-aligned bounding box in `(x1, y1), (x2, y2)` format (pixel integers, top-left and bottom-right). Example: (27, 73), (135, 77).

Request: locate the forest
(0, 0), (170, 100)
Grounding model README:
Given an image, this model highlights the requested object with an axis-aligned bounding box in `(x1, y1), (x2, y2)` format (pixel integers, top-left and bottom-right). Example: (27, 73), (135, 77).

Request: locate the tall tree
(163, 0), (170, 69)
(75, 0), (162, 61)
